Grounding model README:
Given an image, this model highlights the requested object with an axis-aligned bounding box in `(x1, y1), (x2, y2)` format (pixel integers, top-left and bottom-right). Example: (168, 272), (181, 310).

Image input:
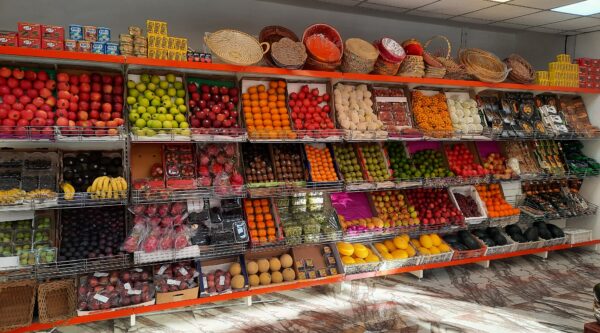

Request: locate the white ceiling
(313, 0), (600, 34)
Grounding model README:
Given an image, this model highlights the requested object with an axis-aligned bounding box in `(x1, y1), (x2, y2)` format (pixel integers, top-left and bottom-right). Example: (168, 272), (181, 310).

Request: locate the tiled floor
(56, 248), (600, 333)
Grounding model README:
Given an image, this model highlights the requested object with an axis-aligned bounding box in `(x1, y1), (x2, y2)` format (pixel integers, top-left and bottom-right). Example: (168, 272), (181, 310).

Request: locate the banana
(90, 177), (104, 193)
(105, 183), (112, 200)
(61, 182), (75, 200)
(116, 177), (128, 198)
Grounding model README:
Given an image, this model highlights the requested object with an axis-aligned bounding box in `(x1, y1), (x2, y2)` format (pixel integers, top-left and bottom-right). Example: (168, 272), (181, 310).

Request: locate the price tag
(219, 275), (225, 286)
(375, 96), (407, 103)
(133, 268), (143, 273)
(157, 265), (168, 275)
(93, 272), (108, 277)
(124, 283), (131, 290)
(127, 289), (142, 295)
(179, 267), (188, 276)
(193, 271), (199, 278)
(202, 276), (207, 287)
(93, 294), (109, 303)
(167, 279), (181, 286)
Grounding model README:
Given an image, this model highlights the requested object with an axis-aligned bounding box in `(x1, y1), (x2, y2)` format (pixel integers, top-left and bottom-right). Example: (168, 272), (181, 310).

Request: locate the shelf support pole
(246, 296), (252, 306)
(409, 270), (423, 279)
(475, 260), (490, 268)
(130, 314), (136, 327)
(532, 251), (548, 259)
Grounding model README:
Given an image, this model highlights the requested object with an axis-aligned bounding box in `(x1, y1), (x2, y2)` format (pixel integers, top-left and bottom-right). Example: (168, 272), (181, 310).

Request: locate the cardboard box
(83, 25), (97, 41)
(77, 40), (91, 53)
(64, 39), (77, 51)
(198, 255), (248, 296)
(18, 22), (41, 38)
(18, 37), (41, 49)
(42, 38), (63, 51)
(41, 25), (64, 40)
(156, 286), (199, 304)
(0, 32), (18, 46)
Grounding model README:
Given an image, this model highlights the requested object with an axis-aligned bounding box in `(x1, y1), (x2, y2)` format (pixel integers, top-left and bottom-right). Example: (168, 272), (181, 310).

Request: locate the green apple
(136, 83), (147, 92)
(173, 81), (183, 89)
(157, 106), (167, 114)
(178, 105), (187, 113)
(151, 98), (161, 106)
(173, 128), (182, 134)
(156, 88), (165, 97)
(127, 96), (137, 105)
(127, 80), (136, 89)
(151, 114), (160, 120)
(166, 74), (176, 83)
(141, 113), (152, 121)
(140, 74), (150, 83)
(167, 88), (176, 97)
(157, 114), (166, 122)
(162, 100), (172, 108)
(171, 121), (179, 128)
(148, 120), (159, 129)
(128, 112), (140, 122)
(169, 107), (179, 115)
(145, 128), (157, 136)
(135, 118), (147, 128)
(180, 121), (189, 129)
(175, 114), (186, 123)
(162, 120), (173, 128)
(181, 129), (191, 136)
(129, 89), (139, 97)
(144, 90), (155, 99)
(165, 114), (174, 121)
(159, 81), (169, 89)
(176, 89), (186, 98)
(161, 95), (170, 102)
(138, 105), (147, 114)
(151, 75), (160, 84)
(175, 97), (185, 105)
(139, 98), (150, 107)
(147, 106), (157, 114)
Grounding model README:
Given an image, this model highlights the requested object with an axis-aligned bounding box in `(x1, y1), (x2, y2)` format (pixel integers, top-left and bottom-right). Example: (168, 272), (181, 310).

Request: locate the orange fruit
(277, 80), (286, 88)
(257, 85), (266, 93)
(257, 221), (266, 229)
(269, 81), (278, 89)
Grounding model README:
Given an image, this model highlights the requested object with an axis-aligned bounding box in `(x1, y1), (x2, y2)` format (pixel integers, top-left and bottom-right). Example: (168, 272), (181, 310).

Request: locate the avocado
(459, 231), (481, 250)
(538, 228), (553, 240)
(533, 221), (548, 230)
(511, 232), (527, 243)
(524, 227), (539, 241)
(492, 233), (508, 246)
(505, 224), (521, 235)
(547, 224), (565, 238)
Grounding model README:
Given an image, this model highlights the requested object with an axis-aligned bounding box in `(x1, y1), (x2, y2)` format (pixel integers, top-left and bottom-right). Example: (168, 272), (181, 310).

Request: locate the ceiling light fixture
(490, 0), (512, 3)
(552, 0), (600, 16)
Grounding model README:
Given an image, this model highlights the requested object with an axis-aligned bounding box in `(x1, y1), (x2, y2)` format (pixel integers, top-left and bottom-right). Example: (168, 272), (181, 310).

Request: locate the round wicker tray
(205, 29), (269, 66)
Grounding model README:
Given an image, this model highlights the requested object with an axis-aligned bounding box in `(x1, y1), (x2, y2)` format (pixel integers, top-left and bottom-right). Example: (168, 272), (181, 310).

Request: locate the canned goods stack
(146, 20), (188, 61)
(535, 71), (549, 85)
(119, 26), (147, 58)
(549, 54), (579, 87)
(65, 24), (118, 55)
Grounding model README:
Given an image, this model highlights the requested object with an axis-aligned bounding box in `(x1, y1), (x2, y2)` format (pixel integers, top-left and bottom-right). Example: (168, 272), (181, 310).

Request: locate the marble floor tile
(54, 249), (600, 333)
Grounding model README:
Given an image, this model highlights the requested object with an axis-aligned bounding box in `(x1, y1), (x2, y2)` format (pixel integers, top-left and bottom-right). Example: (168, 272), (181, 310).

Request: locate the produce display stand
(1, 44), (600, 333)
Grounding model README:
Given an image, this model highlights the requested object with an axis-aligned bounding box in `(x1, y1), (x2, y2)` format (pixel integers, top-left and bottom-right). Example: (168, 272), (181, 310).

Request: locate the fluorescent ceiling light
(552, 0), (600, 15)
(490, 0), (512, 2)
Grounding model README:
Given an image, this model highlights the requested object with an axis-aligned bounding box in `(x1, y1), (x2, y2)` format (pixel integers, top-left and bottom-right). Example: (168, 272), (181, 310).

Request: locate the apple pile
(197, 143), (244, 195)
(188, 83), (240, 131)
(127, 74), (190, 137)
(482, 153), (516, 180)
(405, 188), (464, 227)
(55, 72), (125, 136)
(77, 268), (154, 311)
(371, 190), (419, 228)
(0, 67), (56, 136)
(289, 85), (334, 132)
(444, 143), (489, 177)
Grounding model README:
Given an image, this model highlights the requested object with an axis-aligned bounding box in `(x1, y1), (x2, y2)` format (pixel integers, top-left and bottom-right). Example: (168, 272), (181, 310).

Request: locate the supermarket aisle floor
(56, 248), (600, 333)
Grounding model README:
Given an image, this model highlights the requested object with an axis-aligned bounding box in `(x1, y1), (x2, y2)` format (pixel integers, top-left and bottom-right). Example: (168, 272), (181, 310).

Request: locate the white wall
(0, 0), (565, 68)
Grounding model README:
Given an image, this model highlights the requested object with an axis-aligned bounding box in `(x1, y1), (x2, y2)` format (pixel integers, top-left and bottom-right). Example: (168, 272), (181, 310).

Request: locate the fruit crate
(449, 185), (487, 225)
(340, 243), (382, 275)
(37, 279), (76, 323)
(487, 214), (520, 228)
(355, 143), (395, 189)
(418, 247), (454, 265)
(0, 279), (36, 331)
(543, 236), (567, 247)
(449, 237), (487, 261)
(480, 231), (516, 256)
(304, 143), (345, 189)
(564, 229), (592, 245)
(372, 243), (420, 271)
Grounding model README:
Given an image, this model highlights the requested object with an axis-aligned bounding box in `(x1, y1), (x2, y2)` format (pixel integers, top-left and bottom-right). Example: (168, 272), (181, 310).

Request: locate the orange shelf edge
(10, 239), (599, 333)
(0, 46), (598, 94)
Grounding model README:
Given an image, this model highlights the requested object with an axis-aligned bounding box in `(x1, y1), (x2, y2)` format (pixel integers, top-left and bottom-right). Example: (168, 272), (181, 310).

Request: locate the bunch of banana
(60, 182), (76, 200)
(87, 176), (128, 200)
(0, 188), (26, 205)
(25, 189), (57, 200)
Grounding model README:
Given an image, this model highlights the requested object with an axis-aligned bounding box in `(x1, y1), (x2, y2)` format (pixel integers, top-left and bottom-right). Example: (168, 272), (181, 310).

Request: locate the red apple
(12, 69), (24, 79)
(91, 82), (101, 92)
(0, 109), (7, 119)
(35, 110), (47, 119)
(12, 88), (23, 97)
(69, 85), (79, 95)
(57, 98), (69, 109)
(56, 72), (69, 82)
(111, 112), (121, 119)
(56, 109), (68, 119)
(12, 103), (23, 111)
(89, 110), (99, 119)
(68, 102), (78, 112)
(19, 80), (31, 90)
(7, 78), (18, 89)
(90, 92), (101, 102)
(99, 112), (111, 121)
(67, 112), (76, 121)
(80, 83), (90, 93)
(56, 117), (69, 126)
(8, 110), (20, 120)
(31, 117), (45, 126)
(37, 71), (49, 81)
(39, 88), (52, 99)
(27, 89), (38, 99)
(0, 67), (11, 78)
(90, 101), (101, 111)
(69, 75), (79, 86)
(2, 118), (16, 126)
(102, 84), (113, 94)
(45, 79), (56, 90)
(101, 103), (112, 113)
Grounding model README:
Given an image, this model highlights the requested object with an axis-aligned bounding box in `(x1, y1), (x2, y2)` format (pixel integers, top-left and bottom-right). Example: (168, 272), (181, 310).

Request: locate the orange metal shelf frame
(10, 239), (600, 333)
(0, 46), (599, 94)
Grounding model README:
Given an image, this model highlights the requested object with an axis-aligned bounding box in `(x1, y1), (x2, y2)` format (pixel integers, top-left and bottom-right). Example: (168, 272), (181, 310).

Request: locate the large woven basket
(38, 279), (76, 323)
(0, 280), (36, 331)
(504, 53), (535, 84)
(259, 25), (299, 66)
(397, 55), (425, 78)
(302, 23), (343, 63)
(459, 48), (509, 83)
(205, 29), (269, 66)
(341, 38), (379, 73)
(424, 35), (472, 80)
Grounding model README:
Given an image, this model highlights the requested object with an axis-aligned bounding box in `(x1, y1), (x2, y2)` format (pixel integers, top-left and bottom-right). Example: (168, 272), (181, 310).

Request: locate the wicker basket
(302, 23), (343, 63)
(459, 48), (509, 83)
(271, 37), (307, 69)
(341, 38), (379, 73)
(504, 54), (535, 84)
(304, 56), (340, 71)
(259, 25), (299, 66)
(0, 280), (36, 331)
(204, 29), (269, 66)
(423, 35), (472, 80)
(38, 279), (76, 323)
(424, 66), (446, 78)
(397, 55), (424, 77)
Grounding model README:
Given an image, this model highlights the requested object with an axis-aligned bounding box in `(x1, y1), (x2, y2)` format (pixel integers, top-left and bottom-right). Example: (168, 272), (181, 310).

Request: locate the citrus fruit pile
(242, 80), (293, 139)
(411, 234), (451, 255)
(475, 183), (520, 218)
(373, 234), (417, 260)
(245, 198), (278, 244)
(336, 242), (380, 265)
(305, 144), (338, 182)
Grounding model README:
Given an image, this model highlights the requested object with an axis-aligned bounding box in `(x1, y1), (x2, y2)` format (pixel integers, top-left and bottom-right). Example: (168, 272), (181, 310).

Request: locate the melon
(341, 256), (355, 265)
(282, 268), (296, 281)
(430, 234), (442, 247)
(429, 246), (441, 255)
(384, 240), (396, 252)
(393, 236), (408, 250)
(248, 274), (260, 287)
(337, 242), (354, 256)
(257, 258), (270, 273)
(406, 245), (416, 257)
(381, 252), (393, 260)
(420, 235), (433, 249)
(374, 243), (388, 254)
(391, 249), (408, 259)
(365, 254), (379, 263)
(271, 271), (283, 283)
(229, 263), (242, 276)
(269, 257), (281, 272)
(259, 272), (271, 285)
(231, 274), (245, 289)
(354, 258), (366, 264)
(438, 243), (451, 252)
(279, 254), (293, 268)
(410, 239), (420, 248)
(352, 244), (369, 259)
(418, 247), (430, 255)
(246, 261), (258, 275)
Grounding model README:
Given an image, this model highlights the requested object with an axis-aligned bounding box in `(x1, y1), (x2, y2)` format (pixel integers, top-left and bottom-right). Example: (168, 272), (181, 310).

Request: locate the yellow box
(146, 20), (168, 35)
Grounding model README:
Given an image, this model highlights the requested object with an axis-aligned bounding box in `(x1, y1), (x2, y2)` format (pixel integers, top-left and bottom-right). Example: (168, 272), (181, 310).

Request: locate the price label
(219, 275), (225, 286)
(127, 289), (142, 295)
(202, 276), (207, 288)
(193, 271), (199, 278)
(133, 268), (143, 273)
(124, 283), (131, 290)
(93, 272), (108, 277)
(167, 279), (181, 286)
(157, 265), (168, 275)
(179, 267), (188, 276)
(93, 294), (109, 303)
